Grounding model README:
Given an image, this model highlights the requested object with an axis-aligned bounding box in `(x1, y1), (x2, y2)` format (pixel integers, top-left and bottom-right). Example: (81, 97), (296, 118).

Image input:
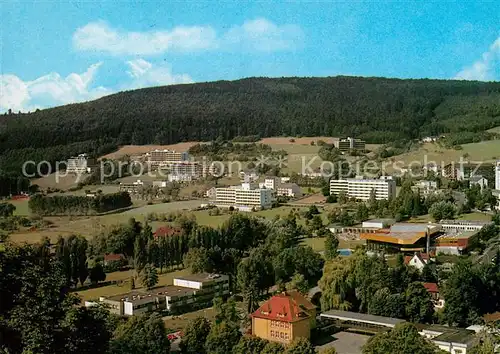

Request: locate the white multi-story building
(495, 161), (500, 190)
(66, 153), (93, 174)
(211, 182), (273, 211)
(329, 176), (396, 200)
(258, 177), (302, 198)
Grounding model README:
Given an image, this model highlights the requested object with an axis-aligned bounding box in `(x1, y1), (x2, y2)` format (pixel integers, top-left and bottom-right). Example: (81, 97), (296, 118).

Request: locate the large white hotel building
(211, 183), (274, 211)
(330, 176), (396, 201)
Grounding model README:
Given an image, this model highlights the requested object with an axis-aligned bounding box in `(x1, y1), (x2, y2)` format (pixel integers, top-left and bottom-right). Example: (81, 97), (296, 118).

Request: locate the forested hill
(1, 76), (500, 174)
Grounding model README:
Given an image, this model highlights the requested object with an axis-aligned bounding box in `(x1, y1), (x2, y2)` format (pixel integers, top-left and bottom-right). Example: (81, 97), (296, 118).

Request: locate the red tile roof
(104, 253), (125, 262)
(423, 282), (439, 294)
(154, 226), (183, 238)
(404, 252), (431, 265)
(251, 291), (315, 323)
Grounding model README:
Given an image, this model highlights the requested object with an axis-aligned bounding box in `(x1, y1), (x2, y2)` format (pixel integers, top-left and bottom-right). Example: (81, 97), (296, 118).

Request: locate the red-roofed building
(251, 291), (316, 344)
(103, 253), (125, 265)
(153, 226), (183, 239)
(404, 252), (431, 271)
(423, 282), (445, 309)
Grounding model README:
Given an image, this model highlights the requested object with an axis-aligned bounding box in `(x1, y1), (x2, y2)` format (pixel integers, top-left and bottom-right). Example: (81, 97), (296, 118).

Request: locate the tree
(362, 323), (445, 354)
(109, 313), (170, 354)
(205, 321), (242, 354)
(0, 203), (16, 218)
(0, 243), (114, 354)
(286, 273), (309, 295)
(62, 305), (114, 354)
(355, 203), (369, 222)
(429, 201), (457, 222)
(261, 341), (285, 354)
(180, 317), (211, 354)
(284, 337), (317, 354)
(320, 348), (338, 354)
(233, 335), (268, 354)
(421, 263), (438, 283)
(140, 263), (158, 290)
(469, 326), (500, 354)
(368, 288), (405, 318)
(308, 214), (324, 235)
(338, 209), (355, 226)
(89, 262), (106, 284)
(442, 260), (482, 327)
(404, 282), (434, 324)
(184, 247), (211, 273)
(324, 233), (339, 260)
(237, 247), (274, 313)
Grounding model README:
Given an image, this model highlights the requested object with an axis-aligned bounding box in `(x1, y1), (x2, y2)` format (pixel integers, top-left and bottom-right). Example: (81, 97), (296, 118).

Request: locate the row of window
(270, 321), (290, 329)
(270, 330), (290, 341)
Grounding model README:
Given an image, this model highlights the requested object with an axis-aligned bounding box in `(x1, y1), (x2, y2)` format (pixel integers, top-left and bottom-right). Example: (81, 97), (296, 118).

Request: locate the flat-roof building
(360, 223), (442, 253)
(330, 176), (396, 201)
(438, 220), (492, 232)
(211, 183), (273, 211)
(338, 137), (366, 152)
(66, 153), (94, 174)
(147, 149), (189, 167)
(92, 273), (229, 316)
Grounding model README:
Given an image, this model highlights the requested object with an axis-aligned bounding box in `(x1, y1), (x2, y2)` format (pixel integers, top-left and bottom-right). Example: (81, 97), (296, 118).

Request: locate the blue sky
(1, 1), (499, 112)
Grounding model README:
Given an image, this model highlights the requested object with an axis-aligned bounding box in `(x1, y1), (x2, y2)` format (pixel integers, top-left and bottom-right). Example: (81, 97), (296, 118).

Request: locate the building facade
(147, 149), (189, 166)
(330, 176), (396, 200)
(251, 291), (316, 345)
(93, 273), (229, 316)
(211, 183), (273, 211)
(66, 153), (94, 174)
(338, 137), (366, 152)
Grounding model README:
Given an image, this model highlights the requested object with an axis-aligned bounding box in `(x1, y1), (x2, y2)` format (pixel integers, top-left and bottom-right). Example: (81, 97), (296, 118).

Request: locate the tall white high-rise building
(495, 161), (500, 191)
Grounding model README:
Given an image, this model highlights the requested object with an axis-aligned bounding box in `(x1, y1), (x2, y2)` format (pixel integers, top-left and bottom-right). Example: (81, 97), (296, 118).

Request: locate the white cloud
(224, 18), (304, 52)
(73, 18), (303, 55)
(125, 58), (193, 89)
(0, 60), (192, 112)
(454, 37), (500, 81)
(0, 62), (109, 112)
(73, 21), (217, 55)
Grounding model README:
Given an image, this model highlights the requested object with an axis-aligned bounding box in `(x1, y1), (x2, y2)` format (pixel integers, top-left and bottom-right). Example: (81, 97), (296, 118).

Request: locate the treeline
(0, 174), (31, 197)
(0, 241), (171, 354)
(2, 77), (500, 174)
(28, 192), (132, 216)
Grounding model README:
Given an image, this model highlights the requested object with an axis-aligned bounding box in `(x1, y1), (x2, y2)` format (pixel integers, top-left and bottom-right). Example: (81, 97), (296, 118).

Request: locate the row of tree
(28, 192), (132, 215)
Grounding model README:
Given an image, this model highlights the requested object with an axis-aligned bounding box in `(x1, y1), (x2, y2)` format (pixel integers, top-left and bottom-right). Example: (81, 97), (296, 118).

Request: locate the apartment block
(338, 137), (366, 152)
(66, 153), (94, 174)
(160, 161), (202, 182)
(329, 176), (396, 200)
(92, 273), (229, 316)
(147, 149), (189, 167)
(212, 182), (273, 211)
(258, 177), (302, 198)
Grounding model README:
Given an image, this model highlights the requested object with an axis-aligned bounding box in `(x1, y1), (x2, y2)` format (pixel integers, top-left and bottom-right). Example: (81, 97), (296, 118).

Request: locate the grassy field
(457, 212), (492, 221)
(11, 199), (30, 216)
(75, 268), (190, 302)
(386, 140), (500, 170)
(302, 237), (365, 253)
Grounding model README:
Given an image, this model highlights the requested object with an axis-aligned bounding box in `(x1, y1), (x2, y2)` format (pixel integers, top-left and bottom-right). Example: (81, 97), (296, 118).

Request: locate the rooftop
(417, 324), (476, 345)
(174, 273), (229, 283)
(439, 220), (492, 226)
(320, 310), (406, 328)
(470, 175), (486, 182)
(423, 282), (439, 293)
(153, 285), (196, 298)
(436, 230), (479, 240)
(390, 223), (439, 233)
(252, 291), (315, 323)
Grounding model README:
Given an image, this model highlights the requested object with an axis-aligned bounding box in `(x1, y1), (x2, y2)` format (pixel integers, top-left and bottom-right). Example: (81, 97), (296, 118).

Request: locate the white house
(404, 253), (430, 272)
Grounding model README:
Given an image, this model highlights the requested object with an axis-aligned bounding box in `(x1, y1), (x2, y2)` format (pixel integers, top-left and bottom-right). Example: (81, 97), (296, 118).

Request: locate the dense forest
(28, 192), (132, 216)
(1, 76), (500, 175)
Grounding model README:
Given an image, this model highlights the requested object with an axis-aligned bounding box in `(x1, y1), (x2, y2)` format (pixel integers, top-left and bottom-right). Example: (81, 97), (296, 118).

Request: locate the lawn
(75, 268), (190, 302)
(386, 140), (500, 171)
(11, 199), (30, 216)
(301, 237), (365, 253)
(457, 212), (492, 221)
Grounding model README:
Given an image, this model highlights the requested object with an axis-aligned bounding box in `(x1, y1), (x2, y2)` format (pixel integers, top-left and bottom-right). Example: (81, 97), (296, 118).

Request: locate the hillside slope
(1, 76), (500, 174)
